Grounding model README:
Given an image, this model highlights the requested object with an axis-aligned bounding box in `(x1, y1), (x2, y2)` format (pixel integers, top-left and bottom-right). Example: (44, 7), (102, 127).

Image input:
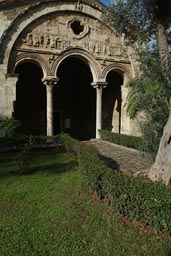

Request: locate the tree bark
(157, 19), (169, 64)
(148, 109), (171, 185)
(148, 9), (171, 185)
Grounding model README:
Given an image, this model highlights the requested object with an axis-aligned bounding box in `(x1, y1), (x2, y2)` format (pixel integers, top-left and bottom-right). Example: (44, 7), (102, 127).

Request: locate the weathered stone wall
(0, 0), (140, 136)
(0, 5), (28, 38)
(0, 3), (30, 117)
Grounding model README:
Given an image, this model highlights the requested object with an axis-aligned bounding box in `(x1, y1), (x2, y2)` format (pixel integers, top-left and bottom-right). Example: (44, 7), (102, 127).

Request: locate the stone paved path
(90, 139), (153, 176)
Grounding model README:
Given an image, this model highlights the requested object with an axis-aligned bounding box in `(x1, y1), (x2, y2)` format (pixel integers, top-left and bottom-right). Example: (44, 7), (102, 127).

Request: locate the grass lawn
(0, 149), (170, 256)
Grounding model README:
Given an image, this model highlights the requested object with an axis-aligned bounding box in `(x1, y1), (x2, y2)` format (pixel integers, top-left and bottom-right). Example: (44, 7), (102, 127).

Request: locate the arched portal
(14, 62), (46, 135)
(103, 71), (123, 133)
(55, 57), (96, 140)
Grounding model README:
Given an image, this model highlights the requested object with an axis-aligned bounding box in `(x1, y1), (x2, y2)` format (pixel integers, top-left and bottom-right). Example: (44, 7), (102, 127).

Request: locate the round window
(71, 20), (84, 35)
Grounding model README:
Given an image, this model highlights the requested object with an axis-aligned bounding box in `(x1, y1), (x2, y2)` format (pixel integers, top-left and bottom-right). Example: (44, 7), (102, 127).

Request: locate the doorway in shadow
(55, 57), (96, 140)
(14, 62), (46, 135)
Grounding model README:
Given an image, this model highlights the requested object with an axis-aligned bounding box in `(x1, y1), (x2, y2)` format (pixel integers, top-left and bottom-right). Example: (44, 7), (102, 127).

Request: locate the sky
(101, 0), (110, 5)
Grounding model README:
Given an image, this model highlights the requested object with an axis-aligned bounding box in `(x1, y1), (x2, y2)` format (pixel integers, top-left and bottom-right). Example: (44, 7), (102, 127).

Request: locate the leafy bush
(59, 133), (171, 233)
(126, 50), (171, 158)
(0, 134), (28, 152)
(0, 135), (62, 153)
(99, 129), (142, 150)
(127, 76), (169, 158)
(57, 133), (108, 197)
(103, 171), (171, 233)
(0, 117), (20, 137)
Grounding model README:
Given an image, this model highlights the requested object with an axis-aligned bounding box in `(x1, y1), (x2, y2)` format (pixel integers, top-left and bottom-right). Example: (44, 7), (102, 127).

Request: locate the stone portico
(0, 0), (140, 139)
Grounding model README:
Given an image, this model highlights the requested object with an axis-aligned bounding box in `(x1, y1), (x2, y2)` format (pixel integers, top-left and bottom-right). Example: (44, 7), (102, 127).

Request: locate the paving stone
(90, 139), (153, 176)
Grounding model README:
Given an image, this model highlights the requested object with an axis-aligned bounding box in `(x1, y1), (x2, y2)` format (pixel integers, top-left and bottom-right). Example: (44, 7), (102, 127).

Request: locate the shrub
(0, 134), (62, 153)
(0, 134), (28, 152)
(103, 171), (171, 233)
(0, 117), (20, 137)
(57, 133), (108, 198)
(58, 133), (171, 233)
(99, 129), (142, 150)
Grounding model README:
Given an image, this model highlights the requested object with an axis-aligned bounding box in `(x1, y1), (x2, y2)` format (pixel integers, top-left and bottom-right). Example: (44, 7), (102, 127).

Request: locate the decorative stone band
(42, 77), (59, 88)
(91, 81), (107, 89)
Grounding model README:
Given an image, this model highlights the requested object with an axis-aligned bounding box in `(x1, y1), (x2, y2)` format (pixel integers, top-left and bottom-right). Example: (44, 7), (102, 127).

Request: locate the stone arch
(0, 1), (106, 65)
(53, 55), (96, 140)
(102, 63), (133, 135)
(102, 70), (123, 133)
(0, 0), (139, 137)
(102, 63), (132, 86)
(9, 53), (49, 79)
(51, 48), (101, 82)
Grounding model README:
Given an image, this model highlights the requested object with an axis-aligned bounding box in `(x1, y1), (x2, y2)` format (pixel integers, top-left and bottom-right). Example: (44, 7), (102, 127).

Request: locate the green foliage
(126, 50), (170, 157)
(104, 0), (171, 44)
(56, 133), (107, 195)
(104, 0), (155, 43)
(103, 171), (171, 233)
(0, 134), (61, 153)
(0, 134), (28, 152)
(0, 117), (20, 137)
(99, 129), (142, 150)
(0, 150), (170, 255)
(104, 0), (171, 160)
(59, 134), (171, 233)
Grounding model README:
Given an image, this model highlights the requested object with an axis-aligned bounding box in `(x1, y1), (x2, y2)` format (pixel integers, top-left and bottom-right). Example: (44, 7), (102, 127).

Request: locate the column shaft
(96, 87), (103, 138)
(91, 82), (107, 139)
(46, 85), (54, 136)
(43, 78), (59, 136)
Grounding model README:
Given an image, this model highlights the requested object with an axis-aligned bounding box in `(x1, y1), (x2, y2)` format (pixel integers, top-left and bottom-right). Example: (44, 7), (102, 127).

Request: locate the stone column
(43, 78), (59, 136)
(3, 73), (19, 117)
(120, 85), (129, 134)
(91, 82), (107, 139)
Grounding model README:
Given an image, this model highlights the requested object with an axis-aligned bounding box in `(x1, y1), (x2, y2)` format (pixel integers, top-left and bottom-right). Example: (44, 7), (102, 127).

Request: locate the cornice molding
(0, 0), (107, 12)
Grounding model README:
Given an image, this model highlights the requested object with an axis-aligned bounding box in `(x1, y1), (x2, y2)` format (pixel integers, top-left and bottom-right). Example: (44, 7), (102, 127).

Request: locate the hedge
(58, 133), (171, 233)
(0, 135), (61, 152)
(1, 133), (171, 233)
(99, 129), (142, 150)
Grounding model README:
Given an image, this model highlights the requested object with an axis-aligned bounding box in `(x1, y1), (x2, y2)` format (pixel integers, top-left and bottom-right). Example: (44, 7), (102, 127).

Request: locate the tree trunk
(148, 109), (171, 185)
(157, 19), (169, 64)
(147, 10), (171, 185)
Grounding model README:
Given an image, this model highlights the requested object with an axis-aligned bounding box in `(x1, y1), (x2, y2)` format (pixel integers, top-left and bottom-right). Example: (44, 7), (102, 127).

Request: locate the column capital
(42, 77), (59, 88)
(91, 81), (107, 89)
(5, 73), (19, 79)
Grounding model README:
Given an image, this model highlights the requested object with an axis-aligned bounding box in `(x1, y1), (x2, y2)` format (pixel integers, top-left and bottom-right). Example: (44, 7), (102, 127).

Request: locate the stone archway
(14, 61), (46, 135)
(55, 56), (96, 140)
(103, 71), (123, 133)
(0, 0), (137, 137)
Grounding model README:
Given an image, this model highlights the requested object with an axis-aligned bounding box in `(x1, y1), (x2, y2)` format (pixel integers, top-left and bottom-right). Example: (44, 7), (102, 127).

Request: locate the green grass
(0, 149), (170, 256)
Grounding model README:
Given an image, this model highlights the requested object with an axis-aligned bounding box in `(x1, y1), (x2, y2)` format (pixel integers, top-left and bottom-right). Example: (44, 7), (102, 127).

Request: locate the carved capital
(91, 81), (107, 89)
(42, 77), (59, 88)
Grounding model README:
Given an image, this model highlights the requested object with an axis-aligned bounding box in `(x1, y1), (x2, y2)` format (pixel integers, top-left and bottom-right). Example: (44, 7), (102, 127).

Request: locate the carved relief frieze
(75, 1), (84, 11)
(16, 13), (129, 61)
(21, 31), (128, 59)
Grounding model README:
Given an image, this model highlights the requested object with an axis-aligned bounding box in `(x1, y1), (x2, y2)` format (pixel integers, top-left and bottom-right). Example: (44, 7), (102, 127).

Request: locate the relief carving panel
(16, 13), (129, 61)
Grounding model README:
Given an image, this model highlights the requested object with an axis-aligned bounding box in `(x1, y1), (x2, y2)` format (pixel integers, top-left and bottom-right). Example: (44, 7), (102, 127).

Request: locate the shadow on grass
(35, 160), (77, 175)
(0, 159), (77, 179)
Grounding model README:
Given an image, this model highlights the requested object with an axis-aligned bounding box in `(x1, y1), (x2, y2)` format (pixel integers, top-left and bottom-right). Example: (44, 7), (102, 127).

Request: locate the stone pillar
(91, 82), (107, 139)
(43, 78), (59, 136)
(1, 73), (19, 117)
(120, 85), (129, 134)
